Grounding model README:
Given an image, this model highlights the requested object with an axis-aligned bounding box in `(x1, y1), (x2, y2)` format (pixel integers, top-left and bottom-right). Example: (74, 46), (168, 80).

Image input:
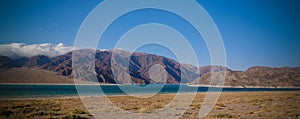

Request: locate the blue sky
(0, 0), (299, 70)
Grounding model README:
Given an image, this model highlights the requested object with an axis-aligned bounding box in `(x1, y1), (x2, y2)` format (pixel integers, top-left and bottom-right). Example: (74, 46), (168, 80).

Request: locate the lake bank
(1, 84), (300, 99)
(0, 91), (299, 118)
(188, 84), (300, 88)
(2, 83), (299, 88)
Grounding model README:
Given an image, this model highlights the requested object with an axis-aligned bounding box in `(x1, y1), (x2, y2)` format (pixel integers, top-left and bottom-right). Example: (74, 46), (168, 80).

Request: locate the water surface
(0, 84), (299, 99)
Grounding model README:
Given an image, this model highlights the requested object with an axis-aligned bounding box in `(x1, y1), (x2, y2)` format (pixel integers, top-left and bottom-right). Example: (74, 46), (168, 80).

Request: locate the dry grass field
(0, 91), (299, 119)
(0, 68), (74, 84)
(0, 68), (100, 84)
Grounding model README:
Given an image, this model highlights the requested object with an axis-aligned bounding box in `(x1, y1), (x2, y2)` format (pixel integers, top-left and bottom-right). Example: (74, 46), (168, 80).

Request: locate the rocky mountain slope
(0, 49), (299, 87)
(0, 56), (11, 68)
(0, 49), (205, 84)
(191, 66), (300, 87)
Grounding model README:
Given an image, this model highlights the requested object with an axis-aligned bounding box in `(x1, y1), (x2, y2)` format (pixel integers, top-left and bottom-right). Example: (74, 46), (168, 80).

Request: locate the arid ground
(0, 91), (299, 119)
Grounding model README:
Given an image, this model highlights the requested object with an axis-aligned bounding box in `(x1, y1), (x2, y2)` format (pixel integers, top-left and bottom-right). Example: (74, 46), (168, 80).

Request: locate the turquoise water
(0, 84), (299, 98)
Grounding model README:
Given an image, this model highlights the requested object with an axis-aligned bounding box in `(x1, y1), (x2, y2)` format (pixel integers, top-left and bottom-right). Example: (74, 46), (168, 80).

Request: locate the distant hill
(191, 66), (300, 87)
(0, 49), (205, 84)
(0, 67), (74, 84)
(0, 49), (299, 87)
(41, 49), (201, 84)
(24, 55), (51, 67)
(0, 55), (11, 68)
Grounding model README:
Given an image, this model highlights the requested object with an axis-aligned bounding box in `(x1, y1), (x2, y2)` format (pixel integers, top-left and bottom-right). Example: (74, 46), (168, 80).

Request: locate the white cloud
(0, 43), (74, 59)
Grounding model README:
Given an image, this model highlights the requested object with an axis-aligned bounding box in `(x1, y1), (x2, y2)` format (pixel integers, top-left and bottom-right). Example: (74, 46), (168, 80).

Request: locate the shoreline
(187, 84), (300, 88)
(1, 91), (300, 100)
(1, 83), (299, 88)
(1, 91), (299, 118)
(0, 83), (118, 86)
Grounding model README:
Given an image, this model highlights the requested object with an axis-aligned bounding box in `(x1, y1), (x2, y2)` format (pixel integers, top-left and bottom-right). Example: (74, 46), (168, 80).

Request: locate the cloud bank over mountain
(0, 43), (73, 59)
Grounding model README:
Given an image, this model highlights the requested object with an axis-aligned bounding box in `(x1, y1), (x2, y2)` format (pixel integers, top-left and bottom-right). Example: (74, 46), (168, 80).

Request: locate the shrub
(212, 113), (233, 118)
(62, 113), (80, 119)
(73, 108), (87, 114)
(0, 110), (13, 118)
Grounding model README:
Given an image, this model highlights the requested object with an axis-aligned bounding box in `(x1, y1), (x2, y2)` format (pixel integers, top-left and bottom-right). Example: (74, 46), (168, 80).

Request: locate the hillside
(0, 67), (105, 84)
(0, 67), (74, 84)
(191, 67), (300, 87)
(0, 49), (299, 87)
(0, 49), (205, 84)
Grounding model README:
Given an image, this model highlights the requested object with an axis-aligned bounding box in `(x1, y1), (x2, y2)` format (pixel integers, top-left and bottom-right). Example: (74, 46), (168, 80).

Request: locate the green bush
(62, 113), (80, 119)
(212, 113), (233, 118)
(73, 108), (87, 114)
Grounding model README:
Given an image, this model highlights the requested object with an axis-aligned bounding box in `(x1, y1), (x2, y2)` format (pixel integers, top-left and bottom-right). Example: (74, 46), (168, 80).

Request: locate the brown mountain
(23, 55), (51, 67)
(1, 49), (299, 87)
(198, 65), (231, 75)
(0, 55), (12, 69)
(191, 66), (300, 87)
(0, 55), (51, 69)
(42, 52), (72, 76)
(43, 49), (201, 84)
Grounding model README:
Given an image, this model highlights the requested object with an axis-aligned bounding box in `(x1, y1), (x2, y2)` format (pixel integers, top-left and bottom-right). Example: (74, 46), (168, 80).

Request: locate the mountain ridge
(0, 49), (299, 87)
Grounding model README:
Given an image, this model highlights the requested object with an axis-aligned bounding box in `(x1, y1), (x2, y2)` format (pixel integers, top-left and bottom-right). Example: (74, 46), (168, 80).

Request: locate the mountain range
(0, 49), (299, 87)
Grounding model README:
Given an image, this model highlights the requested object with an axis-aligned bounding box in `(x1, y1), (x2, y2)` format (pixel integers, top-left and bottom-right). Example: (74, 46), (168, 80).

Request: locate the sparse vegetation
(212, 113), (233, 118)
(73, 108), (88, 114)
(0, 92), (299, 119)
(0, 98), (91, 119)
(62, 112), (80, 119)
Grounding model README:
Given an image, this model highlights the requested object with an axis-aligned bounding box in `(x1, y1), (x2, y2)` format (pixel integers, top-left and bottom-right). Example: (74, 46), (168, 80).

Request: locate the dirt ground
(0, 91), (299, 119)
